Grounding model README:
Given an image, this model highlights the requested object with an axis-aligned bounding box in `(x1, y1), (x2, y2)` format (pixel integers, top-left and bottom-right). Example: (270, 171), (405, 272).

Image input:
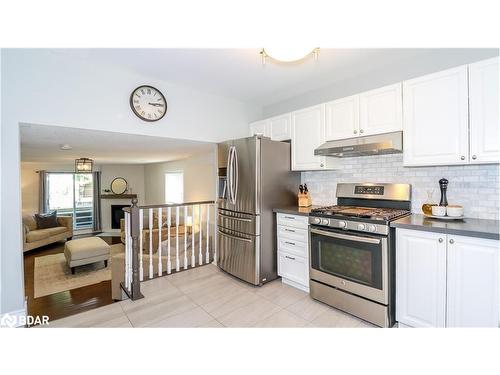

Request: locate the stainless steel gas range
(308, 183), (411, 328)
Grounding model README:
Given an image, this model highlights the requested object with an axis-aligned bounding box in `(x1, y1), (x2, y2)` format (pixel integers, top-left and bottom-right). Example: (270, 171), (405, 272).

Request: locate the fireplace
(111, 205), (129, 229)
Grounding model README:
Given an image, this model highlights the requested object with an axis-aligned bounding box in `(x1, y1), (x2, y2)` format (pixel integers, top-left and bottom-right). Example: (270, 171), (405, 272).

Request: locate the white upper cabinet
(469, 57), (500, 164)
(403, 65), (469, 166)
(291, 105), (332, 171)
(446, 235), (499, 328)
(269, 113), (292, 141)
(249, 120), (270, 137)
(396, 229), (447, 328)
(325, 95), (360, 140)
(360, 83), (403, 136)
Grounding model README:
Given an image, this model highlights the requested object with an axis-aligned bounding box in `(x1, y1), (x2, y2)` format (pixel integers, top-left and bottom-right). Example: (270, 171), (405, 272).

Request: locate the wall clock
(130, 85), (167, 122)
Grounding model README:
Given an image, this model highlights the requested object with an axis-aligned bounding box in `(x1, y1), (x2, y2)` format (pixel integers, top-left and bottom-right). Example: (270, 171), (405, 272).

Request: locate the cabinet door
(469, 57), (500, 164)
(269, 113), (292, 141)
(291, 105), (326, 170)
(249, 120), (270, 137)
(325, 95), (359, 141)
(446, 235), (499, 327)
(403, 66), (469, 166)
(396, 229), (447, 327)
(360, 83), (402, 136)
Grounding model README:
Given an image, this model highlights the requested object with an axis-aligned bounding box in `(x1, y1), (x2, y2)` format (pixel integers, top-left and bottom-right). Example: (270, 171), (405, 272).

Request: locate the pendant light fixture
(75, 157), (93, 173)
(260, 47), (319, 64)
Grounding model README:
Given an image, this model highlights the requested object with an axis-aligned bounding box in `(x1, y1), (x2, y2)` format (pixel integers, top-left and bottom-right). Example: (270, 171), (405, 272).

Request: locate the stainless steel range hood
(314, 131), (403, 158)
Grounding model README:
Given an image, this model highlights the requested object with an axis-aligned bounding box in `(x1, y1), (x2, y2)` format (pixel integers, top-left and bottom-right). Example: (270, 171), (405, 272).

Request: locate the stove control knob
(321, 218), (330, 226)
(368, 224), (377, 232)
(310, 217), (321, 225)
(357, 223), (366, 231)
(338, 221), (347, 228)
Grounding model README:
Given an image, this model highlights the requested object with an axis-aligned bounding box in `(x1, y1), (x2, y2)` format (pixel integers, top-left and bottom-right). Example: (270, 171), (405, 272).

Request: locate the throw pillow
(35, 211), (59, 229)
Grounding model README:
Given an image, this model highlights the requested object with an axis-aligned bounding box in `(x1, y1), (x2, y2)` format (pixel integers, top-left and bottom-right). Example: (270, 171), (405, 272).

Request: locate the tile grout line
(118, 301), (135, 328)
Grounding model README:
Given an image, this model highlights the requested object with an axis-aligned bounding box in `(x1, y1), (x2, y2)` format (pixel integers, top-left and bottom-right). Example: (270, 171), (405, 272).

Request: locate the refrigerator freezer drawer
(218, 209), (259, 236)
(217, 226), (259, 285)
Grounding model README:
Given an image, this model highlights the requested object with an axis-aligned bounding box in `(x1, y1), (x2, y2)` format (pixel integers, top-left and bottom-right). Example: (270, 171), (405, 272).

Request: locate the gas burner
(311, 205), (410, 221)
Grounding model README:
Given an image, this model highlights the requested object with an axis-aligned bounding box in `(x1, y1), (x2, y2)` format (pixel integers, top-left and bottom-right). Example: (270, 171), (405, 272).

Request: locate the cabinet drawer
(277, 225), (308, 243)
(278, 237), (308, 257)
(278, 251), (308, 287)
(277, 213), (309, 229)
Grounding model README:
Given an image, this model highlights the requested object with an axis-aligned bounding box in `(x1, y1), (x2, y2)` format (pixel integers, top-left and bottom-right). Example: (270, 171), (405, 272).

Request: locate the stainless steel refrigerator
(217, 135), (299, 285)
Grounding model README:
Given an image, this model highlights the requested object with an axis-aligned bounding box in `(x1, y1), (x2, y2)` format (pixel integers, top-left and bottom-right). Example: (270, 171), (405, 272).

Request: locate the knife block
(298, 192), (312, 207)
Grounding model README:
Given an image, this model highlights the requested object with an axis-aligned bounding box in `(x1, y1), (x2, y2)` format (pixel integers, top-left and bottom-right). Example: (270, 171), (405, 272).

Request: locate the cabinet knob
(320, 163), (324, 167)
(438, 238), (443, 243)
(449, 239), (454, 244)
(472, 155), (477, 160)
(460, 156), (465, 160)
(353, 130), (358, 134)
(360, 129), (364, 134)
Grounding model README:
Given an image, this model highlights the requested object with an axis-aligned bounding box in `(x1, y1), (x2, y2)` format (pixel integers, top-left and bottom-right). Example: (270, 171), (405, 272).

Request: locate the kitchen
(217, 55), (500, 328)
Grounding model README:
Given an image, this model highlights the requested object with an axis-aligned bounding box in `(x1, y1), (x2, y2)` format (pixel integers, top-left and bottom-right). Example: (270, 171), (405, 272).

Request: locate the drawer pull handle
(284, 241), (296, 246)
(284, 229), (295, 232)
(284, 216), (295, 220)
(285, 255), (296, 260)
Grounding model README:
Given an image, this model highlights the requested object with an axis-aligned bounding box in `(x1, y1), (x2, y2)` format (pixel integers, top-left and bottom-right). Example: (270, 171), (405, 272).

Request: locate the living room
(20, 123), (216, 320)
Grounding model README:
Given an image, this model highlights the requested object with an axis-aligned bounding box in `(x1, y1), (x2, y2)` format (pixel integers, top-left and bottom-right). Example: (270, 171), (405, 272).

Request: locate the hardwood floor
(23, 235), (122, 324)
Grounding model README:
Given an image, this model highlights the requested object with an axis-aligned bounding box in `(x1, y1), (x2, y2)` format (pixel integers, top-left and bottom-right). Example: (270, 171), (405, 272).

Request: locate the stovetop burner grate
(311, 205), (410, 221)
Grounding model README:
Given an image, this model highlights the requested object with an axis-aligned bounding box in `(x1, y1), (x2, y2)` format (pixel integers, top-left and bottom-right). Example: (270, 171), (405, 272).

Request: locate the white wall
(263, 49), (499, 117)
(144, 148), (216, 205)
(1, 49), (260, 315)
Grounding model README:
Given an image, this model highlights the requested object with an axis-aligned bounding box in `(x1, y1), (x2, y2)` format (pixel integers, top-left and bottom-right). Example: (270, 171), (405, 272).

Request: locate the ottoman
(64, 237), (111, 274)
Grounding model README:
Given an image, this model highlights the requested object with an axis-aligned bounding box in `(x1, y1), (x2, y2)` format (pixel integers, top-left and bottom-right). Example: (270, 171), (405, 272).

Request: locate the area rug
(34, 244), (123, 298)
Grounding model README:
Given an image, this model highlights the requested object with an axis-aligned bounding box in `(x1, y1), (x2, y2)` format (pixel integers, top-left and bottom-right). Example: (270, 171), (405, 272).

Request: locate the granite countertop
(273, 206), (318, 217)
(391, 214), (500, 240)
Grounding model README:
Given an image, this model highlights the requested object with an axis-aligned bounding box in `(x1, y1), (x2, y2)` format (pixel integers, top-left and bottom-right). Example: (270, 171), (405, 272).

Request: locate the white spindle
(191, 205), (196, 267)
(199, 205), (203, 266)
(157, 207), (162, 277)
(175, 206), (180, 271)
(205, 205), (210, 264)
(139, 209), (143, 281)
(213, 205), (217, 265)
(124, 212), (129, 289)
(149, 208), (153, 278)
(167, 207), (171, 274)
(184, 206), (188, 269)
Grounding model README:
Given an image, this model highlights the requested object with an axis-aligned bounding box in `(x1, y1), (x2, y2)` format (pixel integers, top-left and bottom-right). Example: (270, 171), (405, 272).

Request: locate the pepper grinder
(439, 178), (449, 206)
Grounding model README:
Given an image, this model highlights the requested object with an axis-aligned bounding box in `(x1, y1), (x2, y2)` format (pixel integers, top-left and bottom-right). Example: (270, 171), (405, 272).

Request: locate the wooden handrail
(138, 200), (216, 209)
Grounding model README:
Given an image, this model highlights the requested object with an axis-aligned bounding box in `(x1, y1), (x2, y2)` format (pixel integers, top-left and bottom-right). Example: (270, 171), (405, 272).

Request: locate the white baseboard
(0, 306), (27, 328)
(281, 278), (310, 293)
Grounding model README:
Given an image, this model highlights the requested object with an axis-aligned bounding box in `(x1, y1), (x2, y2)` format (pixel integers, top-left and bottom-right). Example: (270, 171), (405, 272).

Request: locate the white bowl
(447, 205), (464, 217)
(432, 206), (447, 216)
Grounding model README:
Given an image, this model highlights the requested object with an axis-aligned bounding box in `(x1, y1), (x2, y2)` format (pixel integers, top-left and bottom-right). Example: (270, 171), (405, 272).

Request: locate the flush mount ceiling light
(75, 157), (93, 173)
(60, 144), (72, 150)
(260, 47), (319, 64)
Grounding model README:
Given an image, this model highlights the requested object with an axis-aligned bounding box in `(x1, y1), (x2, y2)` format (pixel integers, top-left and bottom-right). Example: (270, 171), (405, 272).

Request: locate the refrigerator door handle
(218, 229), (252, 243)
(233, 146), (238, 204)
(227, 146), (234, 203)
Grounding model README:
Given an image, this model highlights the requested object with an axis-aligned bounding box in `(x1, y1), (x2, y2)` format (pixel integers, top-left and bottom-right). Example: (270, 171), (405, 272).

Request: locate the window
(165, 172), (184, 204)
(46, 172), (94, 230)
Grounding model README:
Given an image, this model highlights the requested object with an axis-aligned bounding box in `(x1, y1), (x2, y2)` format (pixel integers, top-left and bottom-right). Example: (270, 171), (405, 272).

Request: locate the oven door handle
(310, 228), (381, 244)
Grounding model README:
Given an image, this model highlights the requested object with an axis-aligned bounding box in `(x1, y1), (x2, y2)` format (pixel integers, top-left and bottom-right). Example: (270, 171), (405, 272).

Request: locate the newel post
(130, 198), (144, 300)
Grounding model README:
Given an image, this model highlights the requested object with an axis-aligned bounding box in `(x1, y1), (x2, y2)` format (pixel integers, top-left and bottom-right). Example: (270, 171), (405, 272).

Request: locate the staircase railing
(122, 199), (217, 301)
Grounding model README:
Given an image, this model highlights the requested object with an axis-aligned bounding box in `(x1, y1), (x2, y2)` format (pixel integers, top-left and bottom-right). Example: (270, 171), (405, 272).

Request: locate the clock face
(130, 85), (167, 122)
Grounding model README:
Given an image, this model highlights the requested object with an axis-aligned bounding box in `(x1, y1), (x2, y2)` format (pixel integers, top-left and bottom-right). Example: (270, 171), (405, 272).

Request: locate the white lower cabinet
(396, 228), (500, 328)
(276, 213), (309, 292)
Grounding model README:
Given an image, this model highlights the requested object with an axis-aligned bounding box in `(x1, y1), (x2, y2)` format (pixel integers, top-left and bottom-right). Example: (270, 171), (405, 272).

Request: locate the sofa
(22, 214), (73, 252)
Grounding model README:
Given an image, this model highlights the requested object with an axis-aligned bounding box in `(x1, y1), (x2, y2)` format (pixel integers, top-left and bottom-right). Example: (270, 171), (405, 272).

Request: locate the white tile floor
(44, 264), (376, 328)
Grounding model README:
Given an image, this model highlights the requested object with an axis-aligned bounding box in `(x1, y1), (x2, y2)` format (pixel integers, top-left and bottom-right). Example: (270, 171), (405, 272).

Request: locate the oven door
(309, 226), (388, 304)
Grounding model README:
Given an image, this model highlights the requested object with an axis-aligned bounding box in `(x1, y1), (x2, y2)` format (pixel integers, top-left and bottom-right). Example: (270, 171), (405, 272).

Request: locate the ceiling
(20, 124), (214, 164)
(48, 48), (439, 106)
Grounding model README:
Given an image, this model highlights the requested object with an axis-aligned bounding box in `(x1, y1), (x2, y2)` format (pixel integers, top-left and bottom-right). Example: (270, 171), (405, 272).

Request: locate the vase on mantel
(421, 189), (437, 215)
